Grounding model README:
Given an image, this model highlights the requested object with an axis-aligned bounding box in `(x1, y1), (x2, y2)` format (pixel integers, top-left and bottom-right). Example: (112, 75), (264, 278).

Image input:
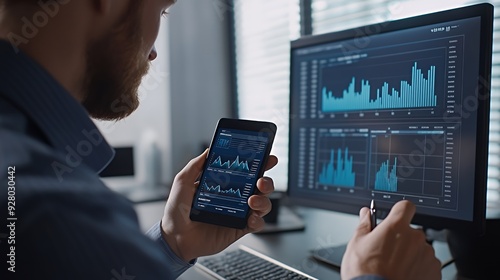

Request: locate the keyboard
(196, 245), (318, 280)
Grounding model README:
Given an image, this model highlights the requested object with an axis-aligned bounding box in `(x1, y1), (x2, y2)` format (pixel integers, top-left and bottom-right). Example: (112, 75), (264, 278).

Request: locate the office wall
(168, 0), (233, 174)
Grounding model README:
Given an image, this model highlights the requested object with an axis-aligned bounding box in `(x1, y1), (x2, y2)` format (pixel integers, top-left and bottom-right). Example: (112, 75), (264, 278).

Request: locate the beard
(81, 3), (150, 121)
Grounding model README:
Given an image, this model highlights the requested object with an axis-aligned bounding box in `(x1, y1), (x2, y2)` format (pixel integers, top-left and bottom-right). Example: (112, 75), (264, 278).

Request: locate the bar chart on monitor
(316, 44), (447, 118)
(321, 62), (437, 110)
(316, 129), (369, 189)
(368, 131), (446, 201)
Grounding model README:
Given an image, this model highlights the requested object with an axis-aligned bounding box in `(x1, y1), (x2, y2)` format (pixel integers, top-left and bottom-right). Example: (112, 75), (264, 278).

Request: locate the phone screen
(192, 127), (273, 220)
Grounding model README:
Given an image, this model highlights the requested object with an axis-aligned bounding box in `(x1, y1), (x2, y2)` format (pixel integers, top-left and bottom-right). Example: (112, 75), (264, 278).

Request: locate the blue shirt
(0, 40), (192, 279)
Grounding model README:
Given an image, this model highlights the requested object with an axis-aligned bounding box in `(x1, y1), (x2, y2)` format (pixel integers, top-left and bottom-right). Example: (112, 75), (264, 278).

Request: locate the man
(0, 0), (440, 279)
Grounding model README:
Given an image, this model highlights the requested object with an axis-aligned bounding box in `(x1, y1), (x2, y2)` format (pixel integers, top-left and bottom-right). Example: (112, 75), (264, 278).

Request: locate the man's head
(0, 0), (175, 120)
(81, 0), (148, 120)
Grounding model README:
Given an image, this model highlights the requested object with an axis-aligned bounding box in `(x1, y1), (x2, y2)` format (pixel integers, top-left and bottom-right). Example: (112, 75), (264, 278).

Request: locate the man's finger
(264, 155), (278, 171)
(255, 177), (274, 195)
(384, 200), (416, 226)
(354, 207), (372, 237)
(176, 149), (208, 181)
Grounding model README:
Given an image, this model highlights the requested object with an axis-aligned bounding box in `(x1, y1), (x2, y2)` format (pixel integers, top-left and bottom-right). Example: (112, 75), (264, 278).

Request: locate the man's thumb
(355, 207), (372, 236)
(176, 149), (208, 182)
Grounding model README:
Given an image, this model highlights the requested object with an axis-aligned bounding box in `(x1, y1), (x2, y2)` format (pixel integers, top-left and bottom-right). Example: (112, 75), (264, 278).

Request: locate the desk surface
(134, 201), (459, 280)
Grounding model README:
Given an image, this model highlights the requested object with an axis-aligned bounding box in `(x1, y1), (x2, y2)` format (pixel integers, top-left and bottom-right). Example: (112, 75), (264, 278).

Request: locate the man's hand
(341, 200), (442, 280)
(161, 149), (278, 262)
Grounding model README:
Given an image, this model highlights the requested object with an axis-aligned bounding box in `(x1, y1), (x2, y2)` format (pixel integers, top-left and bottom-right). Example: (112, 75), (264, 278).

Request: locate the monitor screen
(287, 3), (493, 233)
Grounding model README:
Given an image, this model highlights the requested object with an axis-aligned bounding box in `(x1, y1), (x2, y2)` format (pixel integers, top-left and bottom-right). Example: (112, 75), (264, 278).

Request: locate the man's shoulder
(0, 127), (119, 201)
(0, 128), (161, 280)
(0, 126), (137, 224)
(0, 93), (31, 133)
(0, 94), (125, 208)
(1, 127), (84, 182)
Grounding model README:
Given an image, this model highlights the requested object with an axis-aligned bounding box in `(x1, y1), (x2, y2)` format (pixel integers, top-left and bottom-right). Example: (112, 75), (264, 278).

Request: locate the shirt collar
(0, 40), (114, 173)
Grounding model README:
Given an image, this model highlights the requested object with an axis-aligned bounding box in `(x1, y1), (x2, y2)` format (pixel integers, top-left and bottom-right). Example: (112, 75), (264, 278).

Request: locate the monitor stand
(257, 205), (306, 234)
(254, 192), (306, 234)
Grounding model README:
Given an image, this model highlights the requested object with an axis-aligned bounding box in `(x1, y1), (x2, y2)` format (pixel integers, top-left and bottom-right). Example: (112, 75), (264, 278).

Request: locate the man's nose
(149, 45), (158, 61)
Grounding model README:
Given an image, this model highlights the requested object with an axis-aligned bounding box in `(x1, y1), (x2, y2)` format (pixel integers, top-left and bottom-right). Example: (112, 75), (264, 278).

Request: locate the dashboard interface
(193, 128), (271, 218)
(288, 14), (489, 226)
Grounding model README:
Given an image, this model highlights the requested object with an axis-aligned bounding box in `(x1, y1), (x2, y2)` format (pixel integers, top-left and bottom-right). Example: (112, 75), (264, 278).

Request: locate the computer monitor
(287, 3), (493, 239)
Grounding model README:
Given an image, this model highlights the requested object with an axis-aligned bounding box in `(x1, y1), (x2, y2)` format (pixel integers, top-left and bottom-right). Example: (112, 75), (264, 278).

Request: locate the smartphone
(190, 118), (277, 229)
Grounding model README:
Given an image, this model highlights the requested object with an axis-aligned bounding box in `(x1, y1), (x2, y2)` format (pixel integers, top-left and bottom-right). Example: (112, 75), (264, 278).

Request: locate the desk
(134, 201), (459, 280)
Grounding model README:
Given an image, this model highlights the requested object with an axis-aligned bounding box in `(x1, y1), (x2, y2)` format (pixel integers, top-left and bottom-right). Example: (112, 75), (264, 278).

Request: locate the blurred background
(95, 0), (500, 212)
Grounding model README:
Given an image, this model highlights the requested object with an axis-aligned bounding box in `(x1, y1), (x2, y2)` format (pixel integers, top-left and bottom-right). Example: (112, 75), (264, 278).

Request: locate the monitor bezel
(287, 3), (493, 234)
